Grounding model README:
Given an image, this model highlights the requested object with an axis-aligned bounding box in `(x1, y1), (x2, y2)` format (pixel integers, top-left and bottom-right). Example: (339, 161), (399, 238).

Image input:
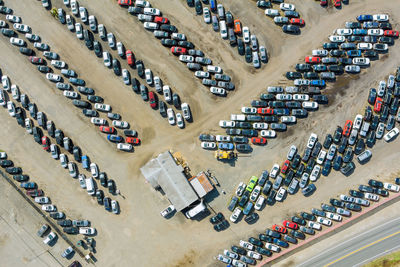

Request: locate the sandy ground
(0, 0), (399, 266)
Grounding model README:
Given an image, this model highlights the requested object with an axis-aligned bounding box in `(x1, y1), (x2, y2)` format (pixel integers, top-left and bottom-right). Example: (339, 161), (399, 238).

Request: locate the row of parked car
(1, 8), (139, 151)
(255, 0), (305, 34)
(199, 14), (398, 156)
(319, 0), (349, 8)
(187, 0), (268, 68)
(114, 0), (236, 96)
(56, 0), (193, 127)
(217, 177), (400, 266)
(224, 67), (400, 232)
(0, 69), (120, 215)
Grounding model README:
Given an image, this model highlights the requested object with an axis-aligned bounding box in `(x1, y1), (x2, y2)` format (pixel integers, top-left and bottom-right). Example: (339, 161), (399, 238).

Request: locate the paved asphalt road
(296, 217), (400, 267)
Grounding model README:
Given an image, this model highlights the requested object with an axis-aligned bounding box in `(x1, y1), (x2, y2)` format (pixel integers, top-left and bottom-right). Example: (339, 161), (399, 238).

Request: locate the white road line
(352, 243), (400, 267)
(296, 216), (400, 267)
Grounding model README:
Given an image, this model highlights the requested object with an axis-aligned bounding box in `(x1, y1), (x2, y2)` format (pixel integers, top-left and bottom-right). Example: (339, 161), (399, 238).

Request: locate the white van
(185, 202), (206, 219)
(85, 177), (95, 195)
(219, 20), (227, 39)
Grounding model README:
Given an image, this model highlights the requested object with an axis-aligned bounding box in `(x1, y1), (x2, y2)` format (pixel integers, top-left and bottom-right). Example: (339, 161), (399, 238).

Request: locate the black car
(72, 146), (81, 162)
(286, 71), (302, 80)
(273, 238), (289, 248)
(328, 65), (343, 73)
(374, 188), (389, 197)
(33, 127), (43, 143)
(304, 72), (319, 79)
(311, 208), (326, 217)
(256, 246), (272, 256)
(346, 203), (361, 211)
(108, 179), (116, 194)
(354, 138), (365, 155)
(313, 65), (327, 72)
(295, 164), (305, 178)
(302, 183), (316, 196)
(282, 25), (300, 34)
(1, 29), (15, 37)
(214, 220), (229, 231)
(286, 101), (302, 109)
(251, 100), (268, 107)
(209, 212), (224, 224)
(330, 198), (345, 208)
(358, 184), (374, 193)
(311, 142), (322, 158)
(136, 60), (144, 77)
(257, 0), (272, 8)
(263, 116), (279, 122)
(283, 170), (294, 186)
(194, 0), (202, 14)
(227, 129), (241, 136)
(302, 148), (311, 163)
(300, 211), (316, 221)
(199, 134), (215, 142)
(96, 189), (104, 205)
(6, 167), (22, 174)
(245, 46), (252, 63)
(232, 246), (247, 256)
(259, 234), (273, 243)
(104, 197), (112, 211)
(159, 101), (167, 116)
(112, 59), (121, 75)
(178, 41), (194, 49)
(390, 98), (399, 115)
(333, 126), (342, 144)
(295, 63), (311, 72)
(266, 189), (276, 205)
(290, 230), (305, 240)
(340, 161), (355, 176)
(364, 106), (372, 122)
(380, 36), (394, 45)
(160, 24), (177, 32)
(305, 158), (316, 174)
(380, 105), (389, 122)
(333, 155), (343, 171)
(370, 115), (379, 130)
(233, 136), (248, 144)
(0, 160), (13, 167)
(380, 22), (392, 29)
(161, 38), (177, 47)
(262, 181), (272, 196)
(338, 137), (347, 154)
(13, 174), (29, 182)
(339, 57), (352, 65)
(291, 216), (306, 225)
(99, 172), (107, 187)
(366, 130), (376, 148)
(237, 122), (252, 128)
(364, 50), (378, 58)
(50, 212), (64, 219)
(323, 42), (339, 50)
(238, 194), (249, 208)
(349, 190), (364, 198)
(322, 160), (331, 176)
(248, 236), (263, 247)
(20, 47), (33, 55)
(266, 229), (281, 239)
(93, 41), (102, 57)
(72, 100), (90, 109)
(368, 179), (383, 188)
(237, 39), (244, 55)
(58, 219), (72, 227)
(291, 155), (301, 169)
(236, 144), (252, 153)
(63, 227), (79, 234)
(368, 88), (377, 105)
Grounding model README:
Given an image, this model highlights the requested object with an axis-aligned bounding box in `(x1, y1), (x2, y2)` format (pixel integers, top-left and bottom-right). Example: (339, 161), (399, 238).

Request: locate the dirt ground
(0, 0), (400, 266)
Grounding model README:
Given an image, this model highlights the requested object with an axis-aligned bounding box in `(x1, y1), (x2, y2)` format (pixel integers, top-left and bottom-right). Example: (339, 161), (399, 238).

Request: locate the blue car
(210, 0), (216, 11)
(21, 182), (36, 189)
(107, 134), (122, 143)
(357, 15), (373, 22)
(274, 108), (290, 116)
(311, 80), (325, 87)
(302, 184), (316, 196)
(347, 50), (361, 57)
(322, 160), (332, 176)
(243, 202), (253, 215)
(218, 143), (234, 150)
(82, 155), (90, 169)
(362, 21), (379, 28)
(273, 238), (289, 248)
(352, 29), (367, 35)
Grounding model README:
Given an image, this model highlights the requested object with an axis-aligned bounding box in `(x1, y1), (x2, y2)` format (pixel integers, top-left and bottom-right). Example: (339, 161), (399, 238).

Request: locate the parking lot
(1, 0), (400, 266)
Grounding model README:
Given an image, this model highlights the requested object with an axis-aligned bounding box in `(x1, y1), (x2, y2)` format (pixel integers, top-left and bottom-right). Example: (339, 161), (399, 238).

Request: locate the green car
(246, 176), (259, 192)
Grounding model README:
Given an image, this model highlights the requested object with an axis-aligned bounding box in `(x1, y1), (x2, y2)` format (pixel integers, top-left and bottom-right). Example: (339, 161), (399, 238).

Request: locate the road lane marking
(353, 243), (400, 267)
(324, 230), (400, 267)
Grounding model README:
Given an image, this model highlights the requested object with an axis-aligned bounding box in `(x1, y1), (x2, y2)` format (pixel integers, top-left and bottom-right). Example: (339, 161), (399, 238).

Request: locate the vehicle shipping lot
(0, 0), (400, 266)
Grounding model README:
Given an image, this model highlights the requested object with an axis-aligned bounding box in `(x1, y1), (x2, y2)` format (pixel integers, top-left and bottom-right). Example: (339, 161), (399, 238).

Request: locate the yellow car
(246, 176), (258, 192)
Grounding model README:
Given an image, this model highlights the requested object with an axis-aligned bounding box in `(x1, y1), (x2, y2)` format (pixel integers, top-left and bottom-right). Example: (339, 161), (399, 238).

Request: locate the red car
(333, 0), (341, 7)
(99, 126), (115, 134)
(342, 120), (352, 137)
(26, 189), (44, 197)
(149, 91), (157, 109)
(126, 137), (140, 145)
(290, 18), (305, 26)
(126, 50), (135, 66)
(320, 0), (327, 6)
(41, 136), (50, 151)
(281, 160), (290, 174)
(374, 97), (383, 112)
(384, 30), (399, 37)
(305, 56), (321, 64)
(171, 46), (187, 55)
(29, 56), (44, 64)
(257, 108), (274, 115)
(154, 16), (169, 24)
(251, 137), (266, 145)
(272, 224), (287, 234)
(118, 0), (132, 6)
(283, 220), (299, 230)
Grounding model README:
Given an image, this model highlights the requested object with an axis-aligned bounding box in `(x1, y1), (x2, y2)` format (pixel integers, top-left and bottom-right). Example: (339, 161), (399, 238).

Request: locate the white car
(293, 94), (309, 101)
(310, 165), (321, 182)
(387, 75), (395, 89)
(265, 243), (280, 252)
(79, 227), (96, 235)
(10, 37), (25, 46)
(269, 164), (280, 179)
(217, 255), (231, 264)
(107, 33), (115, 48)
(275, 187), (286, 202)
(264, 8), (279, 18)
(163, 85), (171, 102)
(294, 79), (310, 86)
(302, 101), (318, 110)
(307, 133), (318, 149)
(13, 23), (30, 33)
(160, 205), (175, 218)
(98, 24), (106, 39)
(60, 154), (68, 168)
(352, 57), (370, 66)
(178, 55), (194, 63)
(51, 60), (66, 69)
(364, 192), (379, 201)
(373, 14), (389, 22)
(353, 114), (363, 130)
(367, 29), (384, 36)
(143, 7), (160, 16)
(172, 33), (186, 41)
(46, 73), (61, 82)
(316, 150), (327, 165)
(144, 22), (159, 30)
(43, 232), (57, 245)
(354, 197), (370, 207)
(241, 107), (257, 114)
(281, 116), (296, 123)
(253, 123), (268, 130)
(376, 123), (385, 139)
(377, 80), (386, 97)
(357, 43), (372, 50)
(94, 103), (111, 112)
(276, 94), (292, 101)
(336, 208), (351, 217)
(247, 251), (261, 260)
(167, 108), (175, 125)
(79, 6), (88, 22)
(6, 15), (21, 23)
(66, 15), (75, 31)
(317, 216), (332, 226)
(2, 76), (10, 91)
(35, 197), (50, 204)
(326, 144), (337, 161)
(223, 250), (238, 259)
(203, 7), (211, 23)
(75, 23), (83, 39)
(308, 221), (321, 230)
(329, 35), (346, 42)
(216, 135), (231, 142)
(207, 65), (222, 74)
(90, 163), (99, 178)
(103, 51), (111, 67)
(243, 27), (250, 43)
(78, 174), (86, 189)
(250, 185), (261, 202)
(287, 145), (297, 160)
(260, 130), (276, 138)
(340, 194), (355, 202)
(112, 120), (129, 129)
(0, 90), (4, 106)
(384, 127), (399, 142)
(63, 91), (78, 99)
(335, 28), (352, 36)
(122, 69), (130, 85)
(230, 207), (241, 223)
(210, 87), (226, 96)
(42, 204), (57, 212)
(280, 3), (295, 11)
(195, 71), (209, 78)
(254, 195), (265, 211)
(25, 118), (33, 133)
(325, 212), (342, 222)
(11, 85), (20, 100)
(90, 117), (107, 125)
(7, 101), (15, 117)
(236, 182), (246, 196)
(201, 142), (216, 149)
(239, 240), (254, 250)
(176, 113), (184, 128)
(88, 15), (97, 31)
(219, 120), (235, 128)
(117, 143), (133, 151)
(384, 182), (400, 192)
(71, 0), (79, 15)
(312, 49), (329, 56)
(145, 69), (153, 85)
